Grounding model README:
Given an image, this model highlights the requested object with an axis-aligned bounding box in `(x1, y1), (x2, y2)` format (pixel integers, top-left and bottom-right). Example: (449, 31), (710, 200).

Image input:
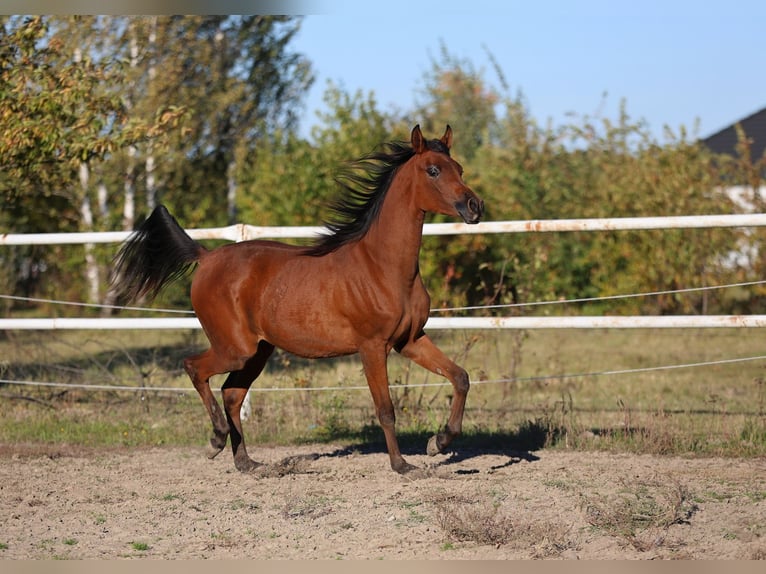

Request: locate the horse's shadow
(307, 424), (546, 475)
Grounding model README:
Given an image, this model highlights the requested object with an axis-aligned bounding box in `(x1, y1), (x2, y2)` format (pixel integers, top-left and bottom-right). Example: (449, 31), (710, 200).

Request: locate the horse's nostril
(468, 197), (483, 214)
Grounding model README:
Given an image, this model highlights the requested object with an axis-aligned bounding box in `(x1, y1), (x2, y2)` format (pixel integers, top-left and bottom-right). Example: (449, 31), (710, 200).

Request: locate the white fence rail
(2, 315), (766, 331)
(2, 213), (766, 330)
(3, 213), (766, 245)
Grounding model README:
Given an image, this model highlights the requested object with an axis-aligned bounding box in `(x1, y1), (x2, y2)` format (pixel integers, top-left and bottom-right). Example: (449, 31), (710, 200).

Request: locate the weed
(432, 495), (506, 542)
(313, 395), (352, 440)
(282, 495), (334, 520)
(228, 498), (259, 511)
(161, 493), (181, 501)
(130, 542), (150, 552)
(740, 417), (766, 446)
(405, 508), (427, 525)
(434, 499), (514, 545)
(582, 476), (697, 551)
(431, 494), (574, 556)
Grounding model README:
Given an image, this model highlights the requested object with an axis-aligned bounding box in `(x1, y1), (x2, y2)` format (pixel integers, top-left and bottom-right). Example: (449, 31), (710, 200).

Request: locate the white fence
(3, 212), (766, 246)
(2, 213), (766, 330)
(4, 213), (766, 415)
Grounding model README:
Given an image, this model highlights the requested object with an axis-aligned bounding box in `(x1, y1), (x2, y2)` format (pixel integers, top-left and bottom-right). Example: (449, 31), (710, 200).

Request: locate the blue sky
(292, 0), (766, 142)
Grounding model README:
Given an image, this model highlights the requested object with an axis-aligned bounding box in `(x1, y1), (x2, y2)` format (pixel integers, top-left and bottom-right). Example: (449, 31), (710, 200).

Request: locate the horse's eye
(426, 165), (440, 178)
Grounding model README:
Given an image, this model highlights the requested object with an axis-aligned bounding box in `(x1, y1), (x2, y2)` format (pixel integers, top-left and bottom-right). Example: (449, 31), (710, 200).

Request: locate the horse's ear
(411, 124), (425, 153)
(441, 125), (453, 150)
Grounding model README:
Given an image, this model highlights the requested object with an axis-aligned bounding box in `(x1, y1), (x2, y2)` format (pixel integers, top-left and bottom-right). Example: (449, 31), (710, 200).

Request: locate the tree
(0, 16), (185, 304)
(238, 82), (403, 231)
(137, 16), (314, 226)
(1, 15), (314, 309)
(413, 41), (500, 161)
(410, 44), (741, 314)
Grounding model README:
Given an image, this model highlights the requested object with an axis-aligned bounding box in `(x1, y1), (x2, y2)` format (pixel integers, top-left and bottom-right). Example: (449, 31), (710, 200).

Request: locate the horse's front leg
(359, 343), (419, 475)
(398, 333), (470, 455)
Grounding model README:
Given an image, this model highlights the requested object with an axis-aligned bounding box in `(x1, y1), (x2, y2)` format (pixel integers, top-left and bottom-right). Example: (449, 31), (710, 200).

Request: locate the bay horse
(111, 125), (484, 475)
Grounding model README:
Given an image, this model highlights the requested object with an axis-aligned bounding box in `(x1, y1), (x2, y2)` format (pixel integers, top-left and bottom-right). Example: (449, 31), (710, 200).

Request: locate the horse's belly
(258, 298), (361, 358)
(263, 320), (359, 359)
(248, 252), (423, 358)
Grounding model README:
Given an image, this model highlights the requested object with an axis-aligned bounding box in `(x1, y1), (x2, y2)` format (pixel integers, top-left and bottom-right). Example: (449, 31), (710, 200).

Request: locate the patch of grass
(281, 494), (335, 520)
(130, 541), (150, 552)
(403, 508), (427, 525)
(434, 499), (515, 546)
(0, 396), (209, 448)
(582, 476), (697, 551)
(160, 493), (181, 501)
(2, 329), (766, 457)
(229, 498), (259, 511)
(430, 494), (573, 556)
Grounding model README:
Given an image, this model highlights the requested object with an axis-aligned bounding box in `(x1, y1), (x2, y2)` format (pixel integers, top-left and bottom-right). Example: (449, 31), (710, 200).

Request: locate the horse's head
(408, 124), (484, 224)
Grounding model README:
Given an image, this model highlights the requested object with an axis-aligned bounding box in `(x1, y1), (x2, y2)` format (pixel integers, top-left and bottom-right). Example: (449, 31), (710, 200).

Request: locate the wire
(431, 280), (766, 313)
(5, 279), (765, 316)
(2, 354), (764, 394)
(0, 294), (195, 315)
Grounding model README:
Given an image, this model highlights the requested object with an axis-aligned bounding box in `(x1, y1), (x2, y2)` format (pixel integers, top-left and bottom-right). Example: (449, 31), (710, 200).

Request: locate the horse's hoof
(235, 458), (264, 473)
(206, 443), (225, 459)
(392, 458), (428, 478)
(427, 434), (442, 456)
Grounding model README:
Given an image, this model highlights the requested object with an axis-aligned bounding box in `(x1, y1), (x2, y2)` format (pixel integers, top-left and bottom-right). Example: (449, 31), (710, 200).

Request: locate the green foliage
(414, 40), (500, 161)
(1, 24), (764, 318)
(0, 16), (186, 222)
(238, 83), (404, 229)
(421, 92), (745, 314)
(0, 15), (312, 309)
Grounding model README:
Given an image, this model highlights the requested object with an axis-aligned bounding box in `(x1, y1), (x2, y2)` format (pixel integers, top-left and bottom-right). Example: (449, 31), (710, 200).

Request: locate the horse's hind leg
(220, 341), (274, 472)
(183, 349), (230, 459)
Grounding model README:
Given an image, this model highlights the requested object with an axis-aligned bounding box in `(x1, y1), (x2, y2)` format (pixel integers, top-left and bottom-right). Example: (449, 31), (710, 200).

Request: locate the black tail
(110, 205), (204, 304)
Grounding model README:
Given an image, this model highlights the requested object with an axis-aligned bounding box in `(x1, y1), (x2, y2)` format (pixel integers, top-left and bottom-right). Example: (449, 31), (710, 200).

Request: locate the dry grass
(430, 494), (575, 557)
(581, 475), (698, 551)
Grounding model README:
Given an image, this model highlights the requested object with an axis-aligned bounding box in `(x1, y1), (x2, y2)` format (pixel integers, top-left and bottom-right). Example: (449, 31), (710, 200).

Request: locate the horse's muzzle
(457, 195), (484, 224)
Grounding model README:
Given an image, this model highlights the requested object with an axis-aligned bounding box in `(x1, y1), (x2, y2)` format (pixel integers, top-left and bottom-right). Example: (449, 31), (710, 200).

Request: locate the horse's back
(190, 239), (299, 324)
(190, 240), (357, 357)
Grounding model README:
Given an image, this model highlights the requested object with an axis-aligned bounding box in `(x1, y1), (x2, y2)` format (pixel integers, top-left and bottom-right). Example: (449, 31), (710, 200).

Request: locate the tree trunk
(72, 46), (100, 304)
(79, 162), (100, 304)
(227, 160), (237, 224)
(146, 17), (158, 210)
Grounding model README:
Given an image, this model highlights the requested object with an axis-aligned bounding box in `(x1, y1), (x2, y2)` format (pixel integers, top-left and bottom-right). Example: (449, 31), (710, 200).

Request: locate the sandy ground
(1, 441), (764, 560)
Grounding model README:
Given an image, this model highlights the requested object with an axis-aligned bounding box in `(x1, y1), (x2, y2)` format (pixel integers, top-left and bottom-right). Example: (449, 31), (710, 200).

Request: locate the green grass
(1, 328), (765, 457)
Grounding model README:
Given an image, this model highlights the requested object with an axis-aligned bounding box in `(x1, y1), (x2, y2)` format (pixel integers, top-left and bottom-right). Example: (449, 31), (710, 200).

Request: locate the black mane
(305, 137), (450, 256)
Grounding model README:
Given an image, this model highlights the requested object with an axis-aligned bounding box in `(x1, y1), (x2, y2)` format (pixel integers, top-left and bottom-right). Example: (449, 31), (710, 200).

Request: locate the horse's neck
(359, 182), (425, 282)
